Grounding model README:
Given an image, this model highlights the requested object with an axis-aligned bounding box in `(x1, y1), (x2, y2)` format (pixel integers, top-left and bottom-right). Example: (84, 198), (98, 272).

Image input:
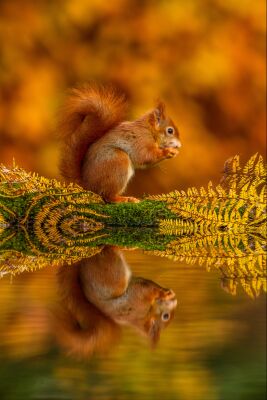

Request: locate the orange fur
(58, 84), (126, 185)
(58, 84), (181, 201)
(54, 247), (177, 358)
(54, 261), (120, 359)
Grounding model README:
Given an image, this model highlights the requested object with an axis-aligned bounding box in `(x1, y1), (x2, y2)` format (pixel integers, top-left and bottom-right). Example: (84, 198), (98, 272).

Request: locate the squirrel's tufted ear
(148, 100), (166, 129)
(153, 100), (166, 127)
(155, 100), (166, 120)
(144, 318), (161, 347)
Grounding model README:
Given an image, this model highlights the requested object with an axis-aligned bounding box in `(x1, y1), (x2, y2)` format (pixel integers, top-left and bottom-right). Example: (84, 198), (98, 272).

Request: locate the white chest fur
(127, 162), (134, 182)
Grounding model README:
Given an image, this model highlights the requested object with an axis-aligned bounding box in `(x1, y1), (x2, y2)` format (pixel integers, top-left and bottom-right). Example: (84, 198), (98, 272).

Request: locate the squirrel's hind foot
(107, 196), (140, 203)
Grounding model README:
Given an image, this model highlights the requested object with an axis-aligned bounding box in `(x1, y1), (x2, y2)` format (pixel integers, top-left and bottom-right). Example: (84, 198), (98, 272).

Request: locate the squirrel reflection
(54, 246), (177, 358)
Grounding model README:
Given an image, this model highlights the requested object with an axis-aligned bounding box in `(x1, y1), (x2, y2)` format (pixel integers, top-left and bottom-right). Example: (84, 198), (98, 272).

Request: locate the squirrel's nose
(170, 139), (181, 149)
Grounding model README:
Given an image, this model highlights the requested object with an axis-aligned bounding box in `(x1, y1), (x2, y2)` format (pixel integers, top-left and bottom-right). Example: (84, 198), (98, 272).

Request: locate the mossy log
(0, 154), (266, 281)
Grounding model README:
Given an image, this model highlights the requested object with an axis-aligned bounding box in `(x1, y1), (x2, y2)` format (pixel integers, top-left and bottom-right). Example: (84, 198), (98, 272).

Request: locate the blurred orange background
(0, 0), (266, 195)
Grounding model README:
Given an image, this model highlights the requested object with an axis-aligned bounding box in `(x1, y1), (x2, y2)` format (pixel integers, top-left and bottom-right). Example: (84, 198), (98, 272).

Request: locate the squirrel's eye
(166, 127), (174, 135)
(161, 312), (170, 321)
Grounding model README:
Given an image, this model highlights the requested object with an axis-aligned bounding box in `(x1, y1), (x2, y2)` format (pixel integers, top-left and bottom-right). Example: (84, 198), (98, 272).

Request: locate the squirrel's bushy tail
(58, 84), (127, 184)
(54, 263), (120, 359)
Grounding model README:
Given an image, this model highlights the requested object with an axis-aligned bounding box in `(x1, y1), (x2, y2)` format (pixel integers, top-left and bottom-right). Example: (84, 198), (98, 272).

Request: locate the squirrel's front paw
(162, 147), (179, 159)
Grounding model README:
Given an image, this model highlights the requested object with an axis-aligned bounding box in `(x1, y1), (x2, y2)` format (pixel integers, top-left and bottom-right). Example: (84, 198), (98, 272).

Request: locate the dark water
(0, 249), (266, 400)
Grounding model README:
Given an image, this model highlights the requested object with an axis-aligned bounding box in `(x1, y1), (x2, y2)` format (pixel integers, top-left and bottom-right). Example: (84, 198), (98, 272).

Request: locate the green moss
(86, 200), (177, 226)
(93, 227), (175, 250)
(0, 226), (175, 255)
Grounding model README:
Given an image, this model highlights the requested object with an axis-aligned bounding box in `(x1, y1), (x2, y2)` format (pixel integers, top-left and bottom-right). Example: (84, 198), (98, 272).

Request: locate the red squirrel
(54, 246), (177, 358)
(58, 84), (181, 202)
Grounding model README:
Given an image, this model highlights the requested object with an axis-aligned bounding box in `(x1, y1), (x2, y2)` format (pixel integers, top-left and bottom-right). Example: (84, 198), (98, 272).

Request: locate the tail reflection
(54, 246), (177, 358)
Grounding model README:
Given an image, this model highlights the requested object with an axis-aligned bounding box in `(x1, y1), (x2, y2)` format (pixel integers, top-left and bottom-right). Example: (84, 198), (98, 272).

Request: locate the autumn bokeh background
(0, 2), (266, 399)
(0, 0), (266, 194)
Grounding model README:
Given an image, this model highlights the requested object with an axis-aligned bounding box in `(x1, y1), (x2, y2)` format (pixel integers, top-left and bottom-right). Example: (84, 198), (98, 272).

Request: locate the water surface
(0, 250), (265, 400)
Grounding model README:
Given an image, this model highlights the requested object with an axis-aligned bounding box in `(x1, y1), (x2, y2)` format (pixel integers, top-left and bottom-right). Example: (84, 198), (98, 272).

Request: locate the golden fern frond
(149, 154), (266, 239)
(221, 276), (266, 298)
(0, 247), (103, 276)
(159, 219), (198, 235)
(221, 153), (266, 190)
(146, 232), (266, 279)
(0, 163), (103, 203)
